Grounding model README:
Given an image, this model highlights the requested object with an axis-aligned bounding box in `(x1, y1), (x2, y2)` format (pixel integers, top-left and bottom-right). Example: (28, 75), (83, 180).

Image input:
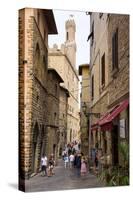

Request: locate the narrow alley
(19, 8), (129, 192)
(25, 159), (104, 192)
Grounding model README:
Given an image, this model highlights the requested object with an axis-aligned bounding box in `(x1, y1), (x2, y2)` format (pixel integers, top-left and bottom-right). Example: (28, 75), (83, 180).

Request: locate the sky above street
(48, 9), (90, 69)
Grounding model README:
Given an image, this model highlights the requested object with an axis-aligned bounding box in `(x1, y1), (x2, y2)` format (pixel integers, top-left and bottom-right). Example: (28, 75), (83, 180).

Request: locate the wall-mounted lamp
(82, 102), (100, 118)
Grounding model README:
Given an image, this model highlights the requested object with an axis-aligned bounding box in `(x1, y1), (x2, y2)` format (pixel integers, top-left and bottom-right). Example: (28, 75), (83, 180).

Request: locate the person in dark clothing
(75, 153), (81, 177)
(68, 148), (72, 156)
(95, 150), (98, 168)
(74, 153), (78, 168)
(48, 155), (55, 177)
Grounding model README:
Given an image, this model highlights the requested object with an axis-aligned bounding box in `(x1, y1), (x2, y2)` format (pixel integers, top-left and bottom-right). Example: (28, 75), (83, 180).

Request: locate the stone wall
(19, 9), (49, 180)
(31, 15), (49, 175)
(108, 14), (129, 106)
(58, 87), (69, 156)
(19, 9), (25, 181)
(19, 9), (34, 179)
(46, 70), (61, 162)
(91, 92), (109, 124)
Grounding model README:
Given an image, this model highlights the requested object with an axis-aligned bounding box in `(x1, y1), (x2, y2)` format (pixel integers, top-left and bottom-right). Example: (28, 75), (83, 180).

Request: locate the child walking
(81, 157), (87, 176)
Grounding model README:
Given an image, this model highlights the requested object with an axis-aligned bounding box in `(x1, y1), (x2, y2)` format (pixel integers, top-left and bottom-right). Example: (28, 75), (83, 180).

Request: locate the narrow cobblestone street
(25, 159), (104, 192)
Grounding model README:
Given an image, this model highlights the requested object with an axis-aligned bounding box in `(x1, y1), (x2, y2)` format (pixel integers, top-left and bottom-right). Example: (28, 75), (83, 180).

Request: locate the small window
(101, 53), (105, 86)
(112, 28), (118, 71)
(54, 112), (57, 122)
(66, 32), (69, 41)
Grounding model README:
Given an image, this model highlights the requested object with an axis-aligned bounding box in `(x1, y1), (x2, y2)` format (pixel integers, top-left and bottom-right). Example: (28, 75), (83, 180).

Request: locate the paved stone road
(25, 159), (104, 192)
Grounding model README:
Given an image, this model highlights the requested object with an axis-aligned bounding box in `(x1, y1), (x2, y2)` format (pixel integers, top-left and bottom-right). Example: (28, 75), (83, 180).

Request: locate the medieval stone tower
(65, 19), (76, 68)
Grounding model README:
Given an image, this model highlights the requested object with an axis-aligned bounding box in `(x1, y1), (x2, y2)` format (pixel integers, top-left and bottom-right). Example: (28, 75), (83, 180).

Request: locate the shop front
(91, 98), (129, 169)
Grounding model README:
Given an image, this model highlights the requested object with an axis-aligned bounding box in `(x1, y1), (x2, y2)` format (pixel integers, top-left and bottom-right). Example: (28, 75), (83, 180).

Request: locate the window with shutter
(112, 28), (118, 71)
(101, 53), (105, 86)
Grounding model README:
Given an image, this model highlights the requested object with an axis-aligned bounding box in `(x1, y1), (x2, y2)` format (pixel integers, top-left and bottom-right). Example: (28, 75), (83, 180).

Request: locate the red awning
(98, 106), (118, 126)
(99, 98), (129, 126)
(100, 122), (113, 131)
(91, 98), (129, 131)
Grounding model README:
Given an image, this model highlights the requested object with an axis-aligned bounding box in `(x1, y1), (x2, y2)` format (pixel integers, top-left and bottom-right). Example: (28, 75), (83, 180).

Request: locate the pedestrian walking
(75, 153), (81, 177)
(95, 150), (99, 170)
(48, 155), (55, 177)
(64, 153), (69, 168)
(81, 157), (87, 176)
(69, 153), (75, 169)
(41, 154), (48, 176)
(74, 152), (78, 168)
(62, 149), (66, 160)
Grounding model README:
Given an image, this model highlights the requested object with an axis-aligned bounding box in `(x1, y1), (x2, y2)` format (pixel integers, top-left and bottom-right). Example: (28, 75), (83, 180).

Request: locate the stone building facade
(88, 13), (129, 167)
(108, 14), (129, 106)
(47, 68), (64, 163)
(58, 86), (70, 157)
(88, 13), (110, 160)
(48, 19), (80, 144)
(19, 8), (57, 182)
(107, 14), (129, 166)
(78, 64), (90, 156)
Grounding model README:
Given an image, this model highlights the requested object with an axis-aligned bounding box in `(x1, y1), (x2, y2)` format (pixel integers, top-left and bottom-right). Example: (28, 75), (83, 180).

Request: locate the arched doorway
(40, 125), (46, 157)
(32, 122), (40, 173)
